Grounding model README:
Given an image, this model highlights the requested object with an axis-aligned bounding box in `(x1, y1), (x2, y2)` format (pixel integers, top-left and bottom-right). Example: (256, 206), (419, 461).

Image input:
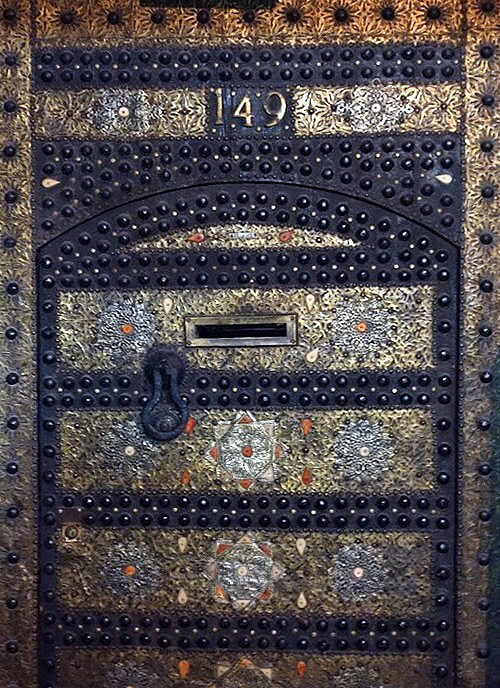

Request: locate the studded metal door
(1, 3), (498, 688)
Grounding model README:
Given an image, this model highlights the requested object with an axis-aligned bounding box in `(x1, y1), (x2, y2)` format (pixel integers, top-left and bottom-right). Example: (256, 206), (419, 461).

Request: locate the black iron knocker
(141, 346), (188, 441)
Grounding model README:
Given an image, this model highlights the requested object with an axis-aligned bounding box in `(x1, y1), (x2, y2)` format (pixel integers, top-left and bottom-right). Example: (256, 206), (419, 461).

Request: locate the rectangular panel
(293, 83), (461, 135)
(59, 408), (435, 492)
(57, 285), (435, 371)
(58, 650), (432, 688)
(34, 88), (207, 138)
(58, 527), (431, 616)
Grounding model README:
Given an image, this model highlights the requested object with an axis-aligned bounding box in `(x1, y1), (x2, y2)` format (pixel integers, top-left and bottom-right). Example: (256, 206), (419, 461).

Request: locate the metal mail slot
(184, 314), (298, 347)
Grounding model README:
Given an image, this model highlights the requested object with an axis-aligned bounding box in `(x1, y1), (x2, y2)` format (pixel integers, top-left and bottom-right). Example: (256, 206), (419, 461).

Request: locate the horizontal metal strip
(45, 613), (442, 652)
(32, 44), (462, 92)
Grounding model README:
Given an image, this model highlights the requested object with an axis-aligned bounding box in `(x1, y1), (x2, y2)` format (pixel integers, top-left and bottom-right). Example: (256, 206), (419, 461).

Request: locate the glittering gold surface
(58, 285), (435, 372)
(0, 0), (496, 685)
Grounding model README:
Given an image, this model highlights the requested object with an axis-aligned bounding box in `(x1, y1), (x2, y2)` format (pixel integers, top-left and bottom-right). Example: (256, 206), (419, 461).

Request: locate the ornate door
(0, 2), (497, 688)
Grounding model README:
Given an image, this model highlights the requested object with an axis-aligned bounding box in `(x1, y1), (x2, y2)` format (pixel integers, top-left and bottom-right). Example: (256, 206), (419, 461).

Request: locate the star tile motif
(206, 534), (284, 610)
(207, 412), (282, 489)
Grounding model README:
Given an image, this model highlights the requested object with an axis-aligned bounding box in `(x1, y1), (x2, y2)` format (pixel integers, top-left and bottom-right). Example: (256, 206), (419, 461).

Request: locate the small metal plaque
(184, 314), (298, 347)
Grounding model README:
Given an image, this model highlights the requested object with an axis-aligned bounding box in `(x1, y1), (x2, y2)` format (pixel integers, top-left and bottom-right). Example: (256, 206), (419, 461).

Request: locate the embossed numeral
(233, 94), (253, 127)
(263, 91), (287, 127)
(214, 89), (287, 129)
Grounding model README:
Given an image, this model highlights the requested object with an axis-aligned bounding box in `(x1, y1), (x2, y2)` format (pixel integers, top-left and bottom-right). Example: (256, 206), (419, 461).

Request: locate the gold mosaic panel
(57, 285), (435, 372)
(293, 83), (461, 136)
(58, 528), (431, 616)
(59, 408), (434, 493)
(130, 223), (359, 252)
(33, 88), (207, 139)
(57, 650), (432, 688)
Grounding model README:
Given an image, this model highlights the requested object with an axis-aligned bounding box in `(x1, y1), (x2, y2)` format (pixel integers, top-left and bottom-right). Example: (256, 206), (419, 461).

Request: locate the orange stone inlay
(216, 585), (227, 599)
(187, 232), (204, 243)
(178, 659), (190, 679)
(123, 565), (137, 576)
(297, 661), (307, 677)
(239, 479), (253, 489)
(241, 445), (253, 457)
(302, 467), (313, 485)
(184, 417), (196, 435)
(121, 323), (133, 334)
(278, 229), (294, 242)
(181, 469), (191, 486)
(301, 418), (313, 435)
(356, 321), (368, 333)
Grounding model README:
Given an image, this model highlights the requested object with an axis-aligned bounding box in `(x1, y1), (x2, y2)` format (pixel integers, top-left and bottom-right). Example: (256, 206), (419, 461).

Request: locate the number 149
(214, 88), (287, 128)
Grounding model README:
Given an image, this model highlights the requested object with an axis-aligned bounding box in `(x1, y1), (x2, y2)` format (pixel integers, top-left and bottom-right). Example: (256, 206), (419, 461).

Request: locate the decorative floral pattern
(332, 84), (415, 133)
(97, 419), (158, 481)
(34, 88), (207, 138)
(59, 286), (434, 372)
(59, 529), (429, 615)
(330, 543), (386, 601)
(96, 299), (155, 364)
(207, 534), (284, 610)
(293, 83), (460, 135)
(60, 408), (433, 493)
(208, 412), (282, 488)
(85, 89), (163, 136)
(330, 297), (393, 361)
(102, 541), (163, 597)
(329, 418), (395, 483)
(59, 650), (432, 688)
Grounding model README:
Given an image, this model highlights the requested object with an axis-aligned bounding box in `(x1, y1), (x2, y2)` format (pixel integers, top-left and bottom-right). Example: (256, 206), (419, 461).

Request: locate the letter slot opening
(185, 314), (297, 347)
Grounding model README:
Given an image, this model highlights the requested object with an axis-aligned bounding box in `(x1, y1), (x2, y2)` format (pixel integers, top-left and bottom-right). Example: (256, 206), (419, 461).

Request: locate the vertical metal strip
(459, 16), (499, 688)
(0, 1), (36, 687)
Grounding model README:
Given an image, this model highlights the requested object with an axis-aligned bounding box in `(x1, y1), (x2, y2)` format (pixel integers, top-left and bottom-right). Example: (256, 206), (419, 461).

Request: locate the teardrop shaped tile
(305, 348), (319, 363)
(42, 177), (60, 188)
(297, 591), (307, 608)
(436, 173), (453, 185)
(296, 537), (307, 555)
(163, 296), (174, 314)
